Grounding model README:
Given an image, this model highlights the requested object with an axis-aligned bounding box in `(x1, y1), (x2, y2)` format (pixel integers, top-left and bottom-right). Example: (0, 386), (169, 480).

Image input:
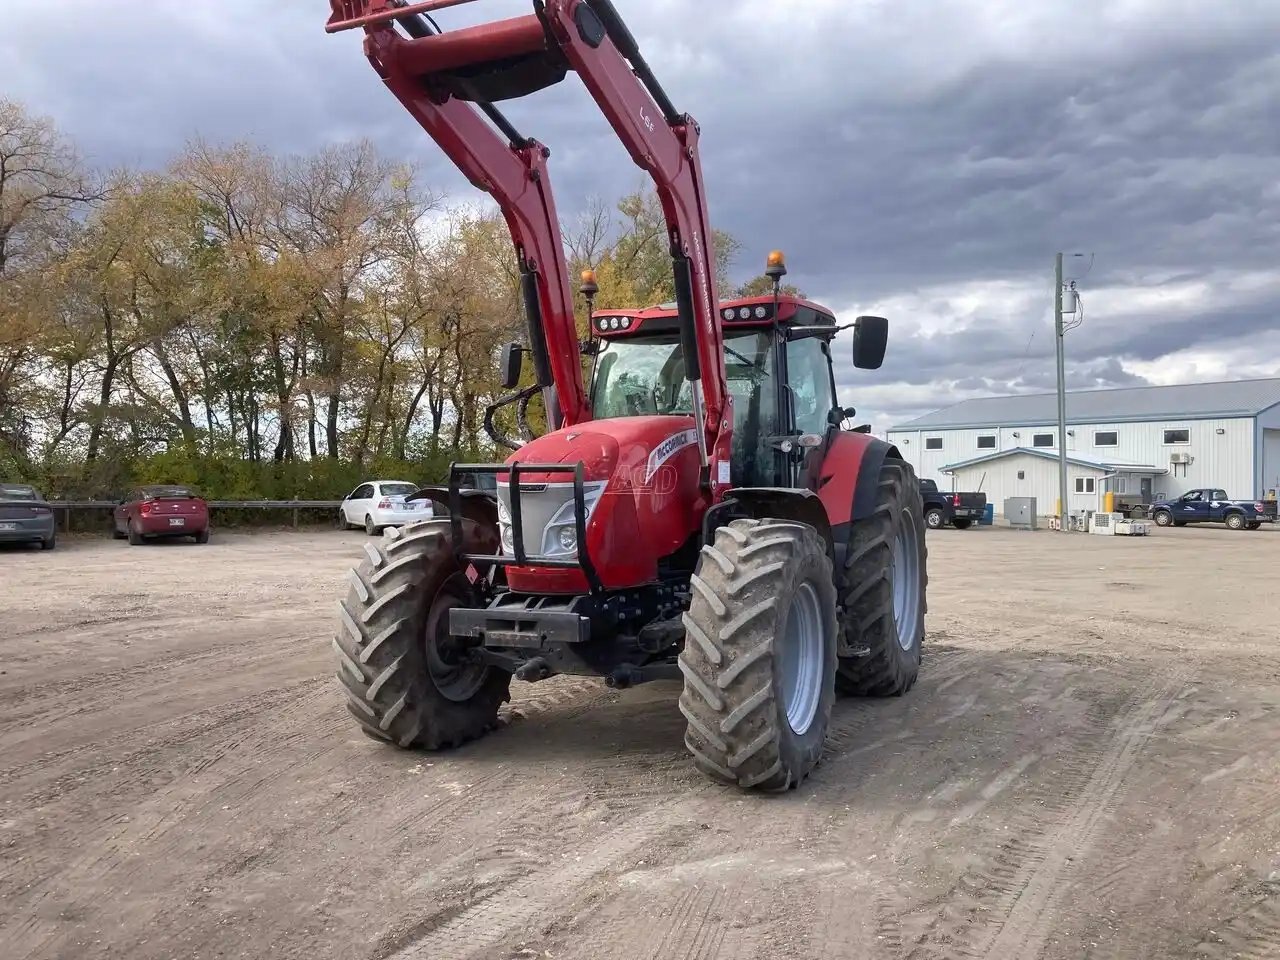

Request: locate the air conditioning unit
(1090, 512), (1122, 535)
(1169, 452), (1193, 464)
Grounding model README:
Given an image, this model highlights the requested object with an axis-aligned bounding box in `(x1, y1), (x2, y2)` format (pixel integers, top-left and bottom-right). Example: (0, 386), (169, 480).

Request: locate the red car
(113, 485), (210, 545)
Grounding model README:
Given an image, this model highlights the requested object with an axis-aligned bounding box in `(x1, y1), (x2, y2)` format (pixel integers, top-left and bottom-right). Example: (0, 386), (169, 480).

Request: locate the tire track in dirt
(385, 800), (707, 960)
(854, 662), (1189, 960)
(1194, 884), (1280, 959)
(975, 664), (1191, 959)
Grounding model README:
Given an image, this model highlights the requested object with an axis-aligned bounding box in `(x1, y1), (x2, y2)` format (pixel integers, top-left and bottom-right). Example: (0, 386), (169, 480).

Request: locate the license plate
(168, 518), (185, 526)
(0, 522), (15, 530)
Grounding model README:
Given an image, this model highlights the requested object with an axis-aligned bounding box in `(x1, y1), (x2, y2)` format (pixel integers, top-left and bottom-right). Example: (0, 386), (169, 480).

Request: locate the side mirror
(499, 342), (523, 389)
(827, 406), (857, 427)
(852, 315), (887, 370)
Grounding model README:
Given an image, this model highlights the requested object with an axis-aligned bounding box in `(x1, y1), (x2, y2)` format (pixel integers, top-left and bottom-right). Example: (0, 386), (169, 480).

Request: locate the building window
(1094, 431), (1118, 446)
(1074, 477), (1096, 494)
(1017, 470), (1025, 480)
(977, 435), (996, 449)
(1163, 428), (1190, 444)
(925, 437), (943, 450)
(1033, 433), (1054, 447)
(1112, 477), (1127, 494)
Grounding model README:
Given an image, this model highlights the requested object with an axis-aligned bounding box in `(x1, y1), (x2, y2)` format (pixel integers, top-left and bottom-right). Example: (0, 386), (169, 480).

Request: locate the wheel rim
(1228, 515), (1242, 528)
(891, 509), (923, 652)
(926, 510), (941, 528)
(777, 580), (824, 736)
(1155, 512), (1170, 526)
(424, 589), (488, 702)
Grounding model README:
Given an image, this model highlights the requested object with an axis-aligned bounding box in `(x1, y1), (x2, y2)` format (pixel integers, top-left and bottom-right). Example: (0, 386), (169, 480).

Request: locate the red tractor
(328, 0), (928, 790)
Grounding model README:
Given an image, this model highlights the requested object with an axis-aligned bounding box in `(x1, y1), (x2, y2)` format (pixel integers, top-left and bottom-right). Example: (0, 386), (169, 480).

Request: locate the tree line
(0, 97), (793, 500)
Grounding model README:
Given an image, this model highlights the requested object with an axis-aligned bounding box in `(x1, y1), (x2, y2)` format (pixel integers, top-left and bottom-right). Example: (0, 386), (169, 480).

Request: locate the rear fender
(813, 433), (902, 576)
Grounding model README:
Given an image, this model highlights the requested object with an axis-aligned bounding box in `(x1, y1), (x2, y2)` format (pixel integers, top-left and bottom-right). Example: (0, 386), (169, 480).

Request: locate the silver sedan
(0, 483), (56, 550)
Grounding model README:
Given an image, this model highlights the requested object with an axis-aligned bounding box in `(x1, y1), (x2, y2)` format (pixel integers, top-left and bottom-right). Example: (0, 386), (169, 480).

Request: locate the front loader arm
(329, 1), (730, 483)
(339, 4), (590, 428)
(541, 0), (729, 471)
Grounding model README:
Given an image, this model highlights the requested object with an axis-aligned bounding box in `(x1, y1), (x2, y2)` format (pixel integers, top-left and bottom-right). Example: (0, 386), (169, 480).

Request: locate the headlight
(500, 522), (514, 553)
(556, 525), (577, 552)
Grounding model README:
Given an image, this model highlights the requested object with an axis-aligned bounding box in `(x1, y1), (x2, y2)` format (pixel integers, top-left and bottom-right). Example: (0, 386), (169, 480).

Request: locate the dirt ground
(2, 523), (1278, 960)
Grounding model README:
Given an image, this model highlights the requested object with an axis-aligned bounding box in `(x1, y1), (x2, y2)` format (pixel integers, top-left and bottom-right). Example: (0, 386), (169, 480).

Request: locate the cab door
(1178, 490), (1208, 521)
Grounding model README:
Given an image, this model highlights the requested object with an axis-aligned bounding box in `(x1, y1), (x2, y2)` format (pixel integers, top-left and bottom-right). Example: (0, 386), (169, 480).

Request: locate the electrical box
(1004, 497), (1037, 530)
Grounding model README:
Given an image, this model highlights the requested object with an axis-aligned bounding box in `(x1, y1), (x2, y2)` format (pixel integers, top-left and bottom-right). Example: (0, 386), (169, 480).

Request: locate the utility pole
(1054, 252), (1069, 532)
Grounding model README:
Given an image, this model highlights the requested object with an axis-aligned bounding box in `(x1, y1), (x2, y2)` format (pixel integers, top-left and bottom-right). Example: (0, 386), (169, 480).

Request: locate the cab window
(785, 336), (836, 436)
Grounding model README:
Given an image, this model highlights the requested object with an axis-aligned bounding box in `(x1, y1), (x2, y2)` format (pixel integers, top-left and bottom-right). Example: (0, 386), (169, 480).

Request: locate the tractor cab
(587, 292), (885, 489)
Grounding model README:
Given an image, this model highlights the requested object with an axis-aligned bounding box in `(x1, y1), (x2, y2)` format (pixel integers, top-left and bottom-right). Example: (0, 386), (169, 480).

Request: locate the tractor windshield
(590, 330), (779, 484)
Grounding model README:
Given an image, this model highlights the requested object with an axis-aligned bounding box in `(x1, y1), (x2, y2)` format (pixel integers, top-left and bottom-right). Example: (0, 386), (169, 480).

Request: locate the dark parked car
(1149, 488), (1273, 531)
(0, 483), (56, 550)
(920, 478), (987, 530)
(113, 485), (210, 545)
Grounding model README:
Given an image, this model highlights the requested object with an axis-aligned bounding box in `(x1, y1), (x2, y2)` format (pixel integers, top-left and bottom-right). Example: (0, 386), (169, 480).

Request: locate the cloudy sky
(5, 0), (1279, 431)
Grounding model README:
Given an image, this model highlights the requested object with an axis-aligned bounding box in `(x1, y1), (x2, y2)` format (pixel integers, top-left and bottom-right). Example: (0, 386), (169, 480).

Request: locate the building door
(1140, 477), (1152, 502)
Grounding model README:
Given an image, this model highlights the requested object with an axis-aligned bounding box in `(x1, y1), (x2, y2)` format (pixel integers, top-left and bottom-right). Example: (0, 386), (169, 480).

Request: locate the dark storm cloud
(5, 0), (1278, 434)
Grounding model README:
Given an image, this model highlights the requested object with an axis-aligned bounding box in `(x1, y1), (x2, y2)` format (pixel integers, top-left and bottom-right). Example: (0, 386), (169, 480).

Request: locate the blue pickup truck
(1149, 488), (1276, 530)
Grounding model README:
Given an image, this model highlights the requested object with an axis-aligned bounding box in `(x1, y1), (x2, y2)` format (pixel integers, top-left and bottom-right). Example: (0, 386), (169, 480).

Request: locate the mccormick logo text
(645, 429), (697, 482)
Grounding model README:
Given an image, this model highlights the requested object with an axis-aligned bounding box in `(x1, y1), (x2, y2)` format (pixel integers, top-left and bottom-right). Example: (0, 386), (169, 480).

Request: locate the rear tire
(1225, 512), (1245, 530)
(41, 536), (56, 551)
(924, 507), (944, 530)
(679, 518), (837, 791)
(335, 519), (510, 750)
(128, 522), (144, 546)
(835, 459), (927, 697)
(195, 528), (210, 544)
(364, 514), (377, 536)
(952, 518), (972, 530)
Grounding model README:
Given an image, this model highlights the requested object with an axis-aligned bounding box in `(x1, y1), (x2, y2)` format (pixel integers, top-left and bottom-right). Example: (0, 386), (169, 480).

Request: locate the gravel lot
(1, 523), (1278, 960)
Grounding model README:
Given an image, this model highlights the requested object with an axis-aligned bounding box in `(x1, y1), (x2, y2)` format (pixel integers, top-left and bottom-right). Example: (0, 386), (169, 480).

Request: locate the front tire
(1153, 510), (1173, 527)
(836, 459), (927, 697)
(334, 519), (510, 750)
(679, 518), (837, 791)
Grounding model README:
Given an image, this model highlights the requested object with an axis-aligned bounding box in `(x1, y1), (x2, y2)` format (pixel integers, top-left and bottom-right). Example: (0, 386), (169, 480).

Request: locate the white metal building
(889, 377), (1280, 504)
(938, 447), (1167, 516)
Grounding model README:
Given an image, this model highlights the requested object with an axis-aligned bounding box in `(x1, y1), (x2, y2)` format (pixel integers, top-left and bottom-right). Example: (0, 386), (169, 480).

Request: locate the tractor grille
(497, 480), (604, 557)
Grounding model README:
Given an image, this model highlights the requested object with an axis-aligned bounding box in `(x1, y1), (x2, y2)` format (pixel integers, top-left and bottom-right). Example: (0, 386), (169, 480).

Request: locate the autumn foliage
(0, 98), (779, 500)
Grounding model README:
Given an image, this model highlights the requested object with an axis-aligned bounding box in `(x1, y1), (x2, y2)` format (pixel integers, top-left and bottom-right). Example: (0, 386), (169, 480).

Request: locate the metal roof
(941, 447), (1168, 475)
(891, 377), (1280, 431)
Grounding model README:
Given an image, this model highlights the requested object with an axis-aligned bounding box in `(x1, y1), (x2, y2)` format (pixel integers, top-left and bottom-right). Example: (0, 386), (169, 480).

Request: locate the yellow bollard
(1103, 490), (1115, 513)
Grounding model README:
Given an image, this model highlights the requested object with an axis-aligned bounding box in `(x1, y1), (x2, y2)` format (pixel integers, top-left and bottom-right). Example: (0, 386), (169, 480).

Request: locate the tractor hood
(501, 415), (707, 592)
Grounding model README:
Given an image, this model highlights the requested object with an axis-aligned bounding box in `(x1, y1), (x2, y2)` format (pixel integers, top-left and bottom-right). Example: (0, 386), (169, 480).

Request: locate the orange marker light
(580, 268), (597, 285)
(765, 249), (787, 279)
(766, 250), (785, 268)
